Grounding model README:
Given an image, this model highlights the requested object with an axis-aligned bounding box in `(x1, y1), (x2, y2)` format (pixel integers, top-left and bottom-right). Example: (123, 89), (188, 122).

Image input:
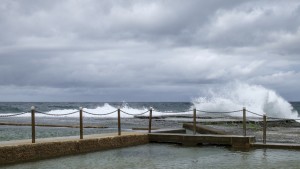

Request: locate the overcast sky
(0, 0), (300, 102)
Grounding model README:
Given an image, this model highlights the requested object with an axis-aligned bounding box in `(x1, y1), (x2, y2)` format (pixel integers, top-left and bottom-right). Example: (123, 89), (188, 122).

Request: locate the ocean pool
(2, 144), (300, 169)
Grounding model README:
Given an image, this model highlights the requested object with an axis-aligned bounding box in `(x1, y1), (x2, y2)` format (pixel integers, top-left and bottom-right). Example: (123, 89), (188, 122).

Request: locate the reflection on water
(2, 144), (300, 169)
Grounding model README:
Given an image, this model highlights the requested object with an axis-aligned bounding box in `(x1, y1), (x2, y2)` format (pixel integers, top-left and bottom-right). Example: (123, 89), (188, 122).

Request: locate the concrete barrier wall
(0, 134), (149, 165)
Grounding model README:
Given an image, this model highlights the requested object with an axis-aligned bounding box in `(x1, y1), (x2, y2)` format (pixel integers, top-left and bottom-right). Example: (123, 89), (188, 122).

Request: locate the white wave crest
(192, 82), (298, 118)
(11, 103), (173, 118)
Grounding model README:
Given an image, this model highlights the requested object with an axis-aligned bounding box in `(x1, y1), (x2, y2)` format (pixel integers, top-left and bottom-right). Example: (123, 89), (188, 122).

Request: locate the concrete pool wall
(2, 130), (300, 166)
(0, 133), (149, 165)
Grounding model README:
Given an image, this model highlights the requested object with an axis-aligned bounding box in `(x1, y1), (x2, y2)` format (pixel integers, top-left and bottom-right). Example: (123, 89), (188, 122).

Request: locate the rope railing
(197, 110), (242, 114)
(246, 110), (264, 117)
(83, 110), (118, 116)
(120, 110), (150, 116)
(151, 109), (242, 114)
(246, 110), (300, 120)
(2, 108), (298, 120)
(244, 109), (300, 144)
(35, 110), (79, 116)
(265, 116), (300, 121)
(153, 110), (193, 114)
(0, 112), (29, 118)
(2, 106), (300, 145)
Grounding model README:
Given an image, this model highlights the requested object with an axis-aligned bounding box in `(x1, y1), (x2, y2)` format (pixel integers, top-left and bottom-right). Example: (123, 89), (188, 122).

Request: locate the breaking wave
(192, 82), (298, 118)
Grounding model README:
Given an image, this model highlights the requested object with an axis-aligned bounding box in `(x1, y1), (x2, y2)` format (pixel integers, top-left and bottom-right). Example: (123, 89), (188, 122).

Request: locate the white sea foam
(12, 103), (177, 118)
(192, 82), (298, 119)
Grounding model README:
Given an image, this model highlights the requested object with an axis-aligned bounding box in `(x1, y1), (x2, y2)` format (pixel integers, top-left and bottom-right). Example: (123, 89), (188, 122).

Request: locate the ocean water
(2, 144), (300, 169)
(0, 102), (193, 115)
(0, 82), (299, 118)
(0, 101), (299, 118)
(0, 82), (300, 141)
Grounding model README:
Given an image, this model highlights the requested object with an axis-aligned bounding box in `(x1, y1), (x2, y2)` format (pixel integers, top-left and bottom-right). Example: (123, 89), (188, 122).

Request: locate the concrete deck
(149, 133), (255, 148)
(252, 142), (300, 150)
(151, 128), (186, 134)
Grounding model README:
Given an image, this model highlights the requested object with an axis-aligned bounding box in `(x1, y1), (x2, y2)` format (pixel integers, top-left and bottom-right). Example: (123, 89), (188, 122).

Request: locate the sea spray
(7, 103), (168, 118)
(192, 82), (298, 118)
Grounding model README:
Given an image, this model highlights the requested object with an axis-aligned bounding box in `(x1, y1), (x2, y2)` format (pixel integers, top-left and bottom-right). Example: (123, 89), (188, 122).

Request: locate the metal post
(79, 107), (83, 139)
(243, 107), (246, 136)
(193, 108), (196, 135)
(118, 108), (121, 135)
(263, 114), (267, 144)
(31, 106), (35, 143)
(148, 107), (153, 133)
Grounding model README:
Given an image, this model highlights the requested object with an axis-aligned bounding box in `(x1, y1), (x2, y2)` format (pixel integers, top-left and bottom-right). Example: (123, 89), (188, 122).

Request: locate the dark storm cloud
(0, 0), (300, 101)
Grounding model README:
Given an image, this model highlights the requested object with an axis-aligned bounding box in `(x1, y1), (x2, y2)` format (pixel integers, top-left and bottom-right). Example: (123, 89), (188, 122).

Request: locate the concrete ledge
(150, 128), (186, 134)
(251, 143), (300, 150)
(0, 133), (148, 165)
(149, 133), (255, 148)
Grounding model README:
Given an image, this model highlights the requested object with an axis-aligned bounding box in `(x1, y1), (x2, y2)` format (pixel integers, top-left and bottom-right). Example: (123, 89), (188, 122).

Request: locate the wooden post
(31, 106), (35, 143)
(79, 107), (83, 139)
(118, 108), (121, 135)
(193, 108), (196, 135)
(243, 107), (246, 136)
(263, 114), (267, 144)
(148, 107), (153, 133)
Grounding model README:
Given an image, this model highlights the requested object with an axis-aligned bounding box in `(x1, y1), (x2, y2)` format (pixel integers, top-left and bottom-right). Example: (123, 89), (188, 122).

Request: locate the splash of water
(14, 103), (165, 118)
(192, 82), (298, 118)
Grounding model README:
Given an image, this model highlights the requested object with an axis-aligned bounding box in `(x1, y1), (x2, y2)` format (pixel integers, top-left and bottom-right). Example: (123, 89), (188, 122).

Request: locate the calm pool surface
(2, 144), (300, 169)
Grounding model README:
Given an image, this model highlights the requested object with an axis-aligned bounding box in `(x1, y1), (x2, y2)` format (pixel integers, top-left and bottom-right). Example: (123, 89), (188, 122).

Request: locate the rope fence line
(1, 106), (300, 145)
(35, 110), (79, 116)
(0, 108), (299, 121)
(120, 110), (150, 116)
(246, 110), (264, 117)
(267, 116), (300, 120)
(83, 110), (118, 116)
(0, 112), (29, 118)
(197, 110), (242, 114)
(153, 110), (193, 114)
(246, 110), (300, 120)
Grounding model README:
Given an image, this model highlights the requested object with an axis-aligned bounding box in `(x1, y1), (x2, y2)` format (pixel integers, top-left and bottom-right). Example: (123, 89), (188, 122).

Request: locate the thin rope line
(120, 110), (150, 116)
(246, 110), (264, 117)
(246, 110), (300, 120)
(267, 116), (300, 120)
(83, 110), (118, 116)
(35, 110), (79, 116)
(0, 112), (29, 118)
(197, 110), (242, 114)
(152, 110), (193, 114)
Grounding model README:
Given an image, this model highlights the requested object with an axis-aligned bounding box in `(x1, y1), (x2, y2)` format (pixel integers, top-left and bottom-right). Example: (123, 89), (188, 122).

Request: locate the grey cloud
(0, 0), (300, 101)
